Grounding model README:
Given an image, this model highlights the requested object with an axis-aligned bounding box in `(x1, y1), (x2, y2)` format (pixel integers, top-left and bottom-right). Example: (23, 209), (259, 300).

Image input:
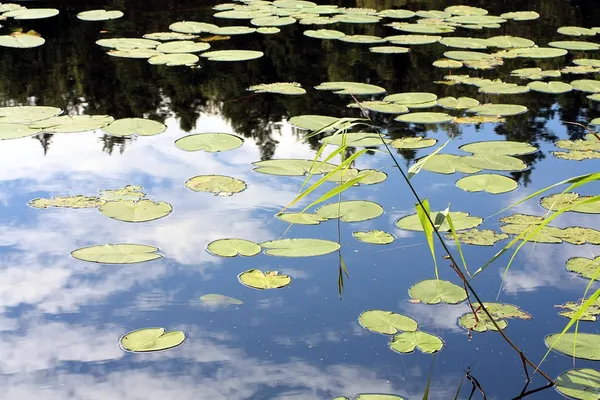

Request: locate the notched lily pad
(185, 175), (246, 196)
(391, 137), (437, 149)
(555, 368), (600, 400)
(316, 200), (384, 222)
(540, 192), (600, 214)
(353, 230), (394, 245)
(446, 229), (508, 246)
(277, 212), (325, 225)
(545, 333), (600, 360)
(175, 133), (243, 152)
(252, 158), (336, 176)
(408, 279), (467, 304)
(396, 112), (454, 124)
(390, 331), (444, 354)
(239, 269), (291, 290)
(315, 81), (386, 95)
(207, 239), (261, 257)
(103, 118), (166, 137)
(261, 238), (340, 257)
(71, 244), (162, 264)
(120, 328), (185, 352)
(396, 211), (482, 232)
(99, 199), (172, 223)
(437, 96), (480, 110)
(456, 173), (517, 194)
(359, 310), (417, 334)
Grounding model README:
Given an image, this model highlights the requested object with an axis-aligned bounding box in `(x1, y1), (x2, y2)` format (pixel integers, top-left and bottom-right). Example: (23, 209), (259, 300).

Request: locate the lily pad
(553, 150), (600, 160)
(207, 238), (261, 257)
(555, 368), (600, 400)
(251, 16), (296, 26)
(103, 118), (166, 137)
(439, 37), (490, 49)
(462, 154), (527, 172)
(339, 35), (386, 44)
(444, 5), (488, 16)
(77, 10), (123, 21)
(213, 10), (272, 19)
(4, 8), (59, 20)
(108, 49), (163, 58)
(169, 21), (219, 34)
(355, 395), (405, 400)
(316, 200), (383, 222)
(0, 105), (61, 123)
(199, 294), (243, 306)
(574, 58), (600, 67)
(288, 115), (343, 131)
(445, 15), (506, 24)
(252, 158), (336, 176)
(315, 82), (386, 95)
(96, 38), (160, 49)
(71, 244), (162, 264)
(527, 81), (572, 94)
(324, 169), (387, 185)
(416, 10), (451, 19)
(390, 137), (437, 149)
(433, 59), (463, 68)
(558, 227), (600, 245)
(200, 50), (263, 61)
(454, 116), (506, 124)
(460, 140), (537, 156)
(248, 82), (305, 95)
(499, 11), (539, 21)
(395, 112), (454, 124)
(211, 26), (257, 35)
(540, 192), (600, 214)
(0, 123), (42, 140)
(143, 32), (198, 41)
(549, 41), (600, 51)
(377, 9), (415, 19)
(486, 35), (535, 48)
(571, 79), (600, 93)
(545, 333), (600, 360)
(359, 310), (417, 334)
(386, 35), (442, 45)
(369, 46), (410, 54)
(261, 238), (341, 257)
(156, 41), (210, 53)
(396, 211), (482, 232)
(467, 104), (528, 116)
(277, 212), (325, 225)
(28, 195), (104, 209)
(353, 230), (394, 245)
(566, 256), (600, 280)
(99, 185), (145, 202)
(348, 101), (408, 114)
(239, 269), (292, 290)
(332, 14), (381, 24)
(456, 174), (517, 194)
(421, 154), (482, 174)
(175, 133), (243, 152)
(500, 224), (564, 243)
(30, 115), (114, 133)
(558, 26), (598, 36)
(408, 279), (467, 304)
(322, 132), (389, 147)
(148, 53), (199, 66)
(389, 23), (454, 34)
(446, 229), (509, 246)
(479, 82), (529, 94)
(459, 312), (507, 332)
(390, 331), (443, 354)
(437, 97), (479, 110)
(0, 34), (45, 48)
(120, 328), (185, 352)
(511, 47), (568, 58)
(185, 175), (246, 196)
(257, 27), (281, 34)
(303, 29), (345, 39)
(99, 200), (172, 223)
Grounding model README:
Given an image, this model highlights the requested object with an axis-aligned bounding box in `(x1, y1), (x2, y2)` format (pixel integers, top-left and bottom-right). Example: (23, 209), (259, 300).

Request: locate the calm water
(1, 0), (600, 399)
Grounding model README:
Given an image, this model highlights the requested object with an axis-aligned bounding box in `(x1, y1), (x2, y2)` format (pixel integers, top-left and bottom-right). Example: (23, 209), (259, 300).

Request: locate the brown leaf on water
(200, 35), (230, 42)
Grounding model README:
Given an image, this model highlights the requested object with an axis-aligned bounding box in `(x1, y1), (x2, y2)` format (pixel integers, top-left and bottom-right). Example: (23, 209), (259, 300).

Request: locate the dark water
(1, 0), (600, 399)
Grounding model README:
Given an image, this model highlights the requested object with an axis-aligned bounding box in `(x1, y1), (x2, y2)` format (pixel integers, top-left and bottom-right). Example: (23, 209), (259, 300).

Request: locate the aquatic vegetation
(120, 328), (186, 352)
(71, 244), (163, 264)
(199, 294), (244, 306)
(207, 239), (262, 257)
(238, 269), (292, 289)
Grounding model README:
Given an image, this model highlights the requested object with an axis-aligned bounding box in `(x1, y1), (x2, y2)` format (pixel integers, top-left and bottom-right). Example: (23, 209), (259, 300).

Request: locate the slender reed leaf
(408, 138), (452, 180)
(416, 199), (438, 279)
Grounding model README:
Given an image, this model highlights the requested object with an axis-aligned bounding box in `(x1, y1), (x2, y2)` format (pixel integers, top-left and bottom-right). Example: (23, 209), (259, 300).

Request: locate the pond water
(1, 0), (600, 399)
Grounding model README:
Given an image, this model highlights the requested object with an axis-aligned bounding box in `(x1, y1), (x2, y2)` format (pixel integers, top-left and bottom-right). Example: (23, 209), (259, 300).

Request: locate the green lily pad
(395, 112), (454, 124)
(446, 229), (509, 246)
(540, 192), (600, 214)
(273, 0), (317, 9)
(71, 244), (162, 264)
(462, 154), (527, 172)
(456, 174), (518, 194)
(408, 279), (467, 304)
(252, 158), (336, 176)
(348, 101), (408, 114)
(416, 10), (451, 18)
(213, 10), (272, 19)
(143, 32), (198, 41)
(261, 238), (341, 257)
(511, 68), (562, 80)
(459, 312), (507, 332)
(30, 115), (114, 133)
(378, 9), (415, 19)
(169, 21), (219, 34)
(288, 115), (342, 131)
(528, 81), (573, 94)
(99, 185), (145, 202)
(0, 123), (41, 140)
(556, 368), (600, 400)
(558, 26), (598, 36)
(443, 50), (494, 61)
(99, 199), (172, 223)
(120, 328), (185, 352)
(460, 140), (537, 156)
(571, 79), (600, 93)
(384, 92), (437, 105)
(390, 137), (437, 149)
(148, 53), (199, 66)
(467, 104), (528, 116)
(549, 41), (600, 51)
(479, 82), (529, 94)
(199, 294), (243, 306)
(257, 27), (281, 34)
(323, 168), (387, 185)
(561, 65), (600, 74)
(386, 35), (442, 45)
(553, 150), (600, 160)
(248, 82), (306, 95)
(239, 269), (292, 290)
(404, 100), (439, 109)
(369, 46), (410, 54)
(77, 10), (123, 21)
(353, 230), (394, 245)
(315, 82), (386, 95)
(359, 310), (417, 334)
(444, 5), (488, 16)
(0, 34), (44, 47)
(103, 118), (166, 137)
(96, 38), (160, 49)
(574, 58), (600, 67)
(175, 133), (243, 152)
(390, 331), (443, 354)
(486, 35), (535, 48)
(156, 41), (210, 53)
(332, 14), (381, 24)
(200, 50), (264, 61)
(322, 132), (389, 147)
(556, 134), (600, 152)
(566, 256), (600, 280)
(511, 47), (568, 58)
(0, 105), (61, 123)
(437, 97), (479, 110)
(499, 11), (539, 21)
(108, 49), (163, 58)
(277, 212), (325, 225)
(338, 35), (386, 44)
(421, 154), (482, 174)
(211, 26), (257, 35)
(558, 227), (600, 245)
(454, 116), (506, 125)
(545, 333), (600, 360)
(556, 300), (600, 321)
(28, 195), (104, 209)
(439, 37), (490, 49)
(445, 15), (506, 24)
(251, 16), (296, 26)
(433, 59), (463, 68)
(316, 200), (383, 222)
(499, 214), (544, 225)
(389, 23), (454, 34)
(500, 224), (564, 243)
(303, 29), (345, 39)
(459, 302), (530, 332)
(207, 238), (261, 257)
(4, 8), (59, 19)
(185, 175), (246, 196)
(397, 211), (482, 232)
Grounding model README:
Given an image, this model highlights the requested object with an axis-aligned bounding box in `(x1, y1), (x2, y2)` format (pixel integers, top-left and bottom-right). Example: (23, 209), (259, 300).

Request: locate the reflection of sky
(1, 104), (600, 398)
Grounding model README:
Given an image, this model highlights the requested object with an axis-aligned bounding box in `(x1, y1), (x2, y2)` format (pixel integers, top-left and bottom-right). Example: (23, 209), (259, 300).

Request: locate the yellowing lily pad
(260, 238), (340, 257)
(553, 150), (600, 160)
(239, 269), (292, 290)
(120, 328), (185, 352)
(28, 195), (104, 209)
(390, 331), (443, 354)
(156, 41), (210, 53)
(175, 133), (243, 152)
(408, 279), (467, 304)
(500, 11), (539, 21)
(456, 173), (517, 194)
(316, 200), (383, 222)
(339, 35), (386, 44)
(96, 38), (160, 49)
(185, 175), (246, 196)
(71, 244), (162, 264)
(396, 211), (482, 232)
(446, 229), (509, 246)
(459, 312), (507, 332)
(207, 238), (261, 257)
(384, 92), (437, 104)
(353, 230), (394, 244)
(99, 185), (145, 202)
(454, 116), (506, 124)
(433, 59), (463, 68)
(347, 101), (408, 114)
(369, 46), (410, 54)
(358, 310), (417, 334)
(540, 192), (600, 214)
(566, 256), (600, 280)
(143, 32), (198, 41)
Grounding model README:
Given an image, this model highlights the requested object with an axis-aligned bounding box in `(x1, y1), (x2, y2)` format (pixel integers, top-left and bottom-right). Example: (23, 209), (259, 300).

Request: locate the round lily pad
(4, 8), (59, 20)
(175, 133), (243, 152)
(527, 81), (572, 94)
(71, 244), (162, 264)
(303, 29), (345, 39)
(0, 35), (45, 48)
(322, 132), (389, 147)
(439, 37), (490, 49)
(421, 154), (482, 174)
(353, 230), (395, 244)
(443, 50), (495, 61)
(207, 238), (261, 257)
(315, 81), (386, 95)
(545, 333), (600, 360)
(260, 238), (341, 257)
(108, 49), (163, 58)
(395, 112), (454, 124)
(486, 35), (535, 48)
(316, 200), (383, 222)
(467, 104), (528, 116)
(120, 328), (185, 352)
(390, 137), (437, 149)
(257, 27), (280, 34)
(248, 82), (306, 95)
(459, 312), (507, 332)
(437, 96), (479, 110)
(99, 199), (172, 222)
(359, 310), (417, 334)
(460, 140), (537, 156)
(377, 9), (415, 19)
(385, 35), (442, 45)
(408, 279), (467, 304)
(338, 35), (386, 44)
(571, 79), (600, 93)
(499, 11), (539, 21)
(30, 115), (114, 133)
(390, 23), (454, 34)
(433, 59), (463, 68)
(0, 123), (42, 140)
(456, 174), (518, 194)
(96, 38), (160, 49)
(185, 175), (246, 196)
(369, 46), (410, 54)
(512, 47), (568, 58)
(251, 16), (296, 26)
(446, 229), (509, 246)
(566, 256), (600, 280)
(148, 53), (199, 66)
(478, 82), (529, 94)
(169, 21), (219, 34)
(396, 211), (483, 232)
(384, 92), (437, 104)
(574, 58), (600, 67)
(555, 368), (600, 400)
(213, 10), (272, 19)
(444, 5), (488, 16)
(549, 41), (600, 51)
(77, 9), (123, 21)
(390, 331), (444, 354)
(348, 101), (408, 114)
(211, 26), (257, 35)
(277, 212), (325, 225)
(239, 269), (292, 290)
(156, 41), (210, 53)
(462, 154), (527, 172)
(200, 50), (264, 61)
(103, 118), (166, 137)
(143, 32), (198, 41)
(0, 105), (61, 123)
(252, 158), (336, 176)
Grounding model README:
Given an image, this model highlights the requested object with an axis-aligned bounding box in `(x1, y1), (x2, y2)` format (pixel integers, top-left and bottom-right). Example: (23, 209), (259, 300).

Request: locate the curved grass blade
(416, 199), (438, 279)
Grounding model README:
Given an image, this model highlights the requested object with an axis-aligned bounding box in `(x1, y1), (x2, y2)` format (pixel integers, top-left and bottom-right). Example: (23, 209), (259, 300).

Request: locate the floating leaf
(553, 150), (600, 160)
(479, 82), (529, 94)
(248, 82), (306, 95)
(207, 238), (261, 257)
(316, 200), (383, 222)
(445, 15), (506, 24)
(30, 115), (114, 133)
(459, 312), (507, 332)
(175, 133), (243, 152)
(4, 8), (59, 20)
(77, 10), (123, 21)
(28, 195), (104, 209)
(540, 192), (600, 214)
(0, 35), (45, 48)
(200, 50), (263, 61)
(0, 123), (41, 140)
(252, 158), (336, 176)
(558, 26), (597, 36)
(257, 27), (280, 34)
(396, 112), (454, 124)
(511, 47), (568, 58)
(277, 212), (325, 225)
(454, 116), (506, 124)
(261, 238), (340, 257)
(185, 175), (246, 196)
(444, 5), (488, 16)
(460, 140), (537, 156)
(386, 34), (442, 45)
(462, 154), (527, 172)
(169, 21), (219, 34)
(439, 37), (490, 49)
(303, 29), (345, 39)
(143, 32), (198, 41)
(389, 23), (454, 34)
(390, 331), (443, 354)
(0, 106), (61, 123)
(549, 41), (600, 51)
(287, 115), (343, 131)
(566, 256), (600, 280)
(96, 38), (160, 49)
(71, 244), (162, 264)
(156, 41), (210, 53)
(103, 118), (166, 137)
(353, 230), (394, 245)
(409, 279), (467, 304)
(391, 137), (437, 149)
(348, 101), (408, 114)
(397, 211), (482, 232)
(333, 14), (381, 24)
(545, 333), (600, 360)
(369, 46), (410, 54)
(467, 104), (528, 116)
(571, 79), (600, 93)
(354, 395), (405, 400)
(211, 26), (257, 35)
(199, 294), (243, 306)
(437, 97), (479, 110)
(213, 10), (272, 19)
(499, 11), (539, 21)
(446, 229), (509, 246)
(120, 328), (185, 352)
(433, 59), (463, 68)
(339, 35), (386, 44)
(99, 185), (145, 202)
(416, 10), (452, 19)
(555, 368), (600, 400)
(315, 81), (386, 95)
(378, 9), (415, 19)
(558, 227), (600, 245)
(421, 154), (482, 174)
(556, 135), (600, 153)
(239, 269), (291, 290)
(384, 92), (437, 105)
(99, 199), (172, 223)
(527, 81), (572, 94)
(251, 16), (296, 26)
(148, 53), (199, 66)
(556, 300), (600, 321)
(322, 132), (389, 147)
(108, 49), (163, 58)
(486, 35), (535, 48)
(574, 58), (600, 67)
(500, 224), (564, 243)
(443, 50), (495, 61)
(359, 310), (417, 334)
(456, 174), (517, 194)
(561, 65), (600, 74)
